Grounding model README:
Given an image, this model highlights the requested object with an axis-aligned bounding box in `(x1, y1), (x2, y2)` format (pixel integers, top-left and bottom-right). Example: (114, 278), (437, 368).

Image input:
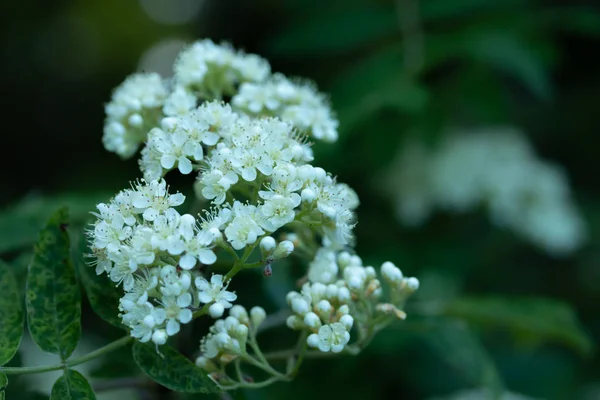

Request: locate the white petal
(198, 249), (216, 265)
(179, 254), (196, 270)
(178, 157), (193, 175)
(166, 319), (180, 336)
(161, 154), (176, 169)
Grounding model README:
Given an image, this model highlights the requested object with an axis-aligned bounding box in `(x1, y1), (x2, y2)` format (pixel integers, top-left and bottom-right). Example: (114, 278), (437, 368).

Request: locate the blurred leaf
(442, 296), (594, 356)
(0, 192), (109, 254)
(0, 260), (23, 366)
(75, 235), (124, 330)
(464, 31), (552, 100)
(132, 342), (219, 394)
(420, 0), (535, 22)
(424, 319), (503, 394)
(330, 46), (428, 136)
(541, 7), (600, 36)
(50, 369), (96, 400)
(25, 208), (81, 361)
(88, 343), (136, 379)
(265, 5), (397, 55)
(0, 371), (6, 391)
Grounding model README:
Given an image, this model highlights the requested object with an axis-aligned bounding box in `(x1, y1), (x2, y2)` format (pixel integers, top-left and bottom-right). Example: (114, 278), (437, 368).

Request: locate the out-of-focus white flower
(388, 127), (586, 256)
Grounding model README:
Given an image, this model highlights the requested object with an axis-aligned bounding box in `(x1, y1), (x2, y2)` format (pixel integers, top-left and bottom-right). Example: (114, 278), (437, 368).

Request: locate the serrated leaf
(0, 192), (110, 254)
(74, 234), (123, 330)
(265, 5), (398, 55)
(0, 260), (23, 365)
(442, 296), (594, 356)
(132, 342), (219, 394)
(25, 208), (81, 360)
(50, 369), (96, 400)
(424, 320), (503, 394)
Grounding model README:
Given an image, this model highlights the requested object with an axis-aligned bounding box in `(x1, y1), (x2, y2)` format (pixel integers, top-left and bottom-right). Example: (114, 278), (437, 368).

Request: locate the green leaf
(442, 296), (594, 356)
(265, 5), (398, 55)
(25, 208), (81, 360)
(424, 319), (503, 394)
(132, 342), (219, 394)
(0, 371), (7, 390)
(74, 235), (124, 330)
(329, 46), (428, 136)
(0, 260), (23, 365)
(0, 192), (109, 254)
(464, 31), (552, 100)
(50, 369), (96, 400)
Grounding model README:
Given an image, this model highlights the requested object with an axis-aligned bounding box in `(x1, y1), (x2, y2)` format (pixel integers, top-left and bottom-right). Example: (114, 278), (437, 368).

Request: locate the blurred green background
(2, 0), (600, 399)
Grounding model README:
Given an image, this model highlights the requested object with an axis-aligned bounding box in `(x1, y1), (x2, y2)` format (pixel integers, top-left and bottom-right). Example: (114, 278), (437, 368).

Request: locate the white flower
(161, 294), (193, 336)
(195, 274), (237, 313)
(224, 202), (265, 250)
(163, 86), (196, 116)
(259, 194), (299, 232)
(179, 230), (217, 270)
(200, 169), (239, 204)
(103, 73), (167, 158)
(307, 323), (350, 353)
(130, 179), (185, 221)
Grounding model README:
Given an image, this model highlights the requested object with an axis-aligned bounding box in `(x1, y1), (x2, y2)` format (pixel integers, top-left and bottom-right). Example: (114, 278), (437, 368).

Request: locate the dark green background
(2, 0), (600, 399)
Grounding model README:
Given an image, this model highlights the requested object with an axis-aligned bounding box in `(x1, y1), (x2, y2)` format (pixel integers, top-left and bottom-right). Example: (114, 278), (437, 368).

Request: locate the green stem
(1, 336), (132, 376)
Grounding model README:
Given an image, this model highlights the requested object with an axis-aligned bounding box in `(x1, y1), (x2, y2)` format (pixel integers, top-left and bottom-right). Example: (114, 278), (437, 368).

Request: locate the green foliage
(265, 4), (398, 55)
(0, 192), (109, 254)
(132, 342), (219, 394)
(0, 260), (23, 366)
(442, 296), (594, 356)
(75, 236), (124, 329)
(0, 372), (7, 395)
(424, 320), (503, 394)
(25, 208), (81, 361)
(50, 369), (96, 400)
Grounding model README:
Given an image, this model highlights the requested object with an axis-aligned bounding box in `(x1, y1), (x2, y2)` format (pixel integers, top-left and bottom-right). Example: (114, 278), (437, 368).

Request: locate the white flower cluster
(103, 73), (168, 158)
(232, 74), (339, 142)
(139, 100), (358, 250)
(286, 249), (419, 354)
(103, 39), (339, 162)
(195, 305), (267, 372)
(95, 38), (419, 375)
(389, 128), (586, 256)
(174, 39), (271, 98)
(87, 179), (238, 344)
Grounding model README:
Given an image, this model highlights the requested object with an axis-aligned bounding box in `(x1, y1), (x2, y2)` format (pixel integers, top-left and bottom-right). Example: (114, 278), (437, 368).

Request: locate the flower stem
(1, 336), (132, 376)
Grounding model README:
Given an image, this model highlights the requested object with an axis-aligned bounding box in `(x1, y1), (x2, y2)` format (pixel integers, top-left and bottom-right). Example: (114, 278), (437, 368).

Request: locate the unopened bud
(250, 306), (267, 328)
(273, 240), (294, 259)
(260, 236), (276, 256)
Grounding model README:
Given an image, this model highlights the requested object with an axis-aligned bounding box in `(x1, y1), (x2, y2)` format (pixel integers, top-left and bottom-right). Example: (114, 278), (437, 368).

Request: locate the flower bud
(273, 240), (294, 259)
(316, 300), (332, 317)
(405, 277), (420, 292)
(128, 113), (143, 127)
(307, 333), (320, 349)
(209, 302), (225, 319)
(291, 297), (310, 315)
(250, 306), (267, 328)
(260, 236), (276, 256)
(230, 305), (249, 324)
(340, 314), (354, 330)
(301, 188), (316, 203)
(303, 312), (321, 329)
(152, 329), (168, 345)
(337, 252), (352, 268)
(161, 116), (178, 130)
(381, 261), (403, 283)
(286, 315), (304, 329)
